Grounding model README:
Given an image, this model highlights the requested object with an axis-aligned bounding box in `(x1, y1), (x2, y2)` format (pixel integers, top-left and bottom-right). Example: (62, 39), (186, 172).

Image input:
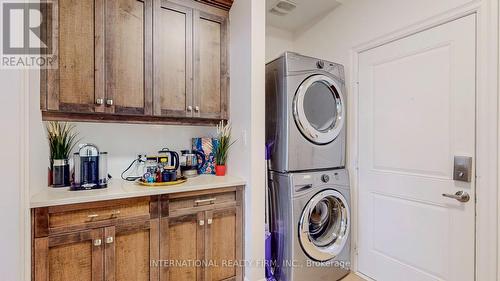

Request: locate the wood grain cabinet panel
(206, 207), (241, 281)
(34, 229), (104, 281)
(194, 12), (228, 120)
(154, 1), (193, 118)
(105, 0), (153, 115)
(104, 220), (159, 281)
(44, 0), (103, 113)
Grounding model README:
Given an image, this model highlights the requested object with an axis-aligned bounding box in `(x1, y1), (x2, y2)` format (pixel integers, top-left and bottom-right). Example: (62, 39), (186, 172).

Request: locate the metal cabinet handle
(194, 106), (200, 112)
(106, 99), (113, 106)
(110, 210), (120, 218)
(106, 236), (114, 244)
(194, 198), (216, 206)
(187, 106), (193, 112)
(94, 239), (102, 246)
(199, 220), (205, 226)
(442, 191), (470, 203)
(88, 214), (99, 220)
(207, 218), (213, 225)
(96, 98), (104, 105)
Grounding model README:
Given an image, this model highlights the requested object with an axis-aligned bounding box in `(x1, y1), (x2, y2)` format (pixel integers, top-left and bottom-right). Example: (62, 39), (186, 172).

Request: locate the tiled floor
(341, 273), (367, 281)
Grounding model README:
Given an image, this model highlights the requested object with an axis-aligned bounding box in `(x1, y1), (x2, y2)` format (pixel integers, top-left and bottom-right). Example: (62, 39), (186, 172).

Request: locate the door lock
(453, 156), (472, 182)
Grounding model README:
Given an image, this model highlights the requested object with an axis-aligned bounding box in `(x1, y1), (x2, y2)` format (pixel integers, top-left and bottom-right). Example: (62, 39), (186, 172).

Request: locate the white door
(358, 15), (476, 281)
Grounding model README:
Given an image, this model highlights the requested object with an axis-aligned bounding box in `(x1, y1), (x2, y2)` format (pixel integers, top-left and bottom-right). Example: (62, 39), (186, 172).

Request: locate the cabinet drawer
(49, 198), (151, 229)
(169, 191), (236, 213)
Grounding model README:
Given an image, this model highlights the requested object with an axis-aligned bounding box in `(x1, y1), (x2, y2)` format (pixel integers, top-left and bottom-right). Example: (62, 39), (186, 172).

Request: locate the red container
(215, 165), (226, 176)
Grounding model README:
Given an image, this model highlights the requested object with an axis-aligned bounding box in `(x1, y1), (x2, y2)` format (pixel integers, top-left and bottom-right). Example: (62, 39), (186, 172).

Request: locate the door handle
(442, 191), (470, 203)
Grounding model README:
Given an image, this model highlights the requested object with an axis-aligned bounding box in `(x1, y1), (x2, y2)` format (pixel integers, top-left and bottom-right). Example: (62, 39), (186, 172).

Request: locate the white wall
(265, 25), (293, 62)
(0, 69), (24, 280)
(229, 0), (266, 280)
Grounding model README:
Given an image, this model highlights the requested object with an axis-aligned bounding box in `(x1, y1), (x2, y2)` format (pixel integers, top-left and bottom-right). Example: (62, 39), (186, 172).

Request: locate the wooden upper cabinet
(105, 0), (153, 115)
(154, 1), (193, 118)
(41, 0), (228, 124)
(43, 0), (102, 113)
(33, 229), (104, 281)
(194, 11), (228, 119)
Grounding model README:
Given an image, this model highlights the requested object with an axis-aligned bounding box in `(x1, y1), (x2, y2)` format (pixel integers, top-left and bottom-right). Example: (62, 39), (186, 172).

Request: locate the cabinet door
(205, 207), (242, 281)
(105, 0), (153, 115)
(43, 0), (105, 113)
(160, 212), (205, 281)
(154, 0), (193, 118)
(33, 228), (104, 281)
(104, 219), (159, 281)
(193, 11), (228, 119)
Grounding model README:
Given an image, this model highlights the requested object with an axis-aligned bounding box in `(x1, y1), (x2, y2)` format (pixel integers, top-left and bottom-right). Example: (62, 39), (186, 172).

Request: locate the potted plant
(46, 122), (79, 187)
(214, 120), (235, 176)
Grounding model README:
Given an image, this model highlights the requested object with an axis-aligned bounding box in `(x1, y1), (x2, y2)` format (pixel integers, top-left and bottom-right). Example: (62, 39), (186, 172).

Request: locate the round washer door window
(293, 75), (345, 145)
(299, 189), (350, 262)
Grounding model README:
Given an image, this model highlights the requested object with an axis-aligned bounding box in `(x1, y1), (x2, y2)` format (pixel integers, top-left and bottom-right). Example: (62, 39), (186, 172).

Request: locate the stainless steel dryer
(268, 169), (351, 281)
(266, 52), (346, 172)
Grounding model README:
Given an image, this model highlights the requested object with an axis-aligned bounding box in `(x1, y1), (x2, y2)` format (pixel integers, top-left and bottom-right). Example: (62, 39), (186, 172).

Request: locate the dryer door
(293, 74), (345, 145)
(299, 189), (350, 261)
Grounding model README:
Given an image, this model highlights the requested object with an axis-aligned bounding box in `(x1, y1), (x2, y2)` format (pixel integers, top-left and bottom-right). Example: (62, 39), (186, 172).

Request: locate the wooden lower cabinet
(34, 229), (104, 281)
(32, 187), (243, 281)
(104, 220), (159, 281)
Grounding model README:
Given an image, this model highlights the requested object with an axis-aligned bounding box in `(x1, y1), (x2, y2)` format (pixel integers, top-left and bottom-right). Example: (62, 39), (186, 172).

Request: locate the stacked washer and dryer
(266, 52), (351, 281)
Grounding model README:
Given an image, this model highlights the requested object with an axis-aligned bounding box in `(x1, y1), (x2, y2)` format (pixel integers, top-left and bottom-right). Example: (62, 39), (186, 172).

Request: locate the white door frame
(349, 1), (499, 280)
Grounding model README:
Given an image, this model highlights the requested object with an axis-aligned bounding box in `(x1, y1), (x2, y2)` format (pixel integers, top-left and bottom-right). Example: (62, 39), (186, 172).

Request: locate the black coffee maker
(72, 144), (108, 190)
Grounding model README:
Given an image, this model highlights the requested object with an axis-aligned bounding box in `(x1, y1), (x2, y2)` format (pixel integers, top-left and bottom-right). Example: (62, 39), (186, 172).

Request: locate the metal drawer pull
(110, 210), (121, 218)
(106, 236), (114, 244)
(94, 239), (102, 246)
(207, 218), (213, 225)
(88, 214), (99, 220)
(199, 220), (205, 226)
(194, 198), (216, 206)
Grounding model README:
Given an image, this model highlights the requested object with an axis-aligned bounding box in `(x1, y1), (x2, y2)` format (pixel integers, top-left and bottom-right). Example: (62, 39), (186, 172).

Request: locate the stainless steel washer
(268, 169), (351, 281)
(266, 52), (346, 172)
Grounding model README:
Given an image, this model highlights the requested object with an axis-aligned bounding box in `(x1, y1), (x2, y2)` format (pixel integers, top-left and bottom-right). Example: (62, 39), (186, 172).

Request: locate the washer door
(299, 189), (350, 262)
(293, 74), (345, 145)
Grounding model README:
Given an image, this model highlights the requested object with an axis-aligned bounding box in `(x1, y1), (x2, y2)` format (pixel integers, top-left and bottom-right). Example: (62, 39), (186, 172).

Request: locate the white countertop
(30, 175), (246, 208)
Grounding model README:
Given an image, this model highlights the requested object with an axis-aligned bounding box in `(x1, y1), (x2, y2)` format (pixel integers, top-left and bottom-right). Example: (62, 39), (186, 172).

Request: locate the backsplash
(29, 121), (216, 194)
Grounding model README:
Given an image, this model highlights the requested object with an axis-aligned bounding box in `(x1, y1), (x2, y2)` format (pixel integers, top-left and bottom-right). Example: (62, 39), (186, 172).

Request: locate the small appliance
(180, 150), (206, 178)
(72, 144), (108, 190)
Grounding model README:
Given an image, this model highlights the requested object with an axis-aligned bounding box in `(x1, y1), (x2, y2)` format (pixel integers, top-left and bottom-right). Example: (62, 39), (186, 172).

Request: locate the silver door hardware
(194, 106), (200, 112)
(442, 191), (470, 203)
(106, 99), (113, 106)
(207, 218), (213, 225)
(199, 220), (205, 226)
(95, 98), (104, 105)
(187, 106), (193, 112)
(94, 239), (102, 246)
(453, 156), (472, 182)
(106, 236), (114, 244)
